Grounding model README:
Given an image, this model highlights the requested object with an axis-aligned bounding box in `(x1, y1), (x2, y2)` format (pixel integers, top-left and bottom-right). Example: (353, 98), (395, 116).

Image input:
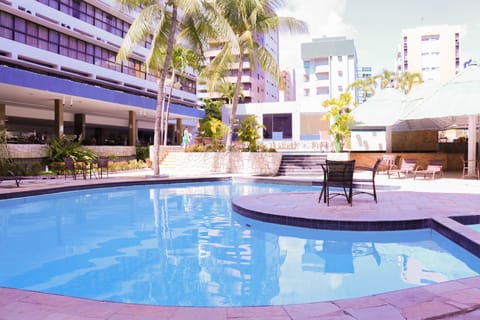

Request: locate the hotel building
(0, 0), (204, 150)
(197, 31), (280, 104)
(395, 25), (461, 83)
(235, 37), (359, 150)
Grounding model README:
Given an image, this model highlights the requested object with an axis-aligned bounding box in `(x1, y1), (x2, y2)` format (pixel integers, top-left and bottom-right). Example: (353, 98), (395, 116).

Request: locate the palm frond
(116, 4), (163, 62)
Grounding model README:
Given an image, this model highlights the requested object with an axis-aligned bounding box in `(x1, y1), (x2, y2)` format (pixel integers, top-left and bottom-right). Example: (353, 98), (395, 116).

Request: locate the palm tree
(200, 0), (308, 151)
(376, 69), (397, 89)
(397, 71), (423, 94)
(162, 46), (201, 145)
(115, 0), (234, 176)
(322, 92), (355, 152)
(347, 77), (377, 103)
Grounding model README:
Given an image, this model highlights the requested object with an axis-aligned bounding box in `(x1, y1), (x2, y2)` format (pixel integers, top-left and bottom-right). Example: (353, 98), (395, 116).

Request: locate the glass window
(48, 30), (59, 53)
(38, 26), (49, 50)
(263, 113), (292, 139)
(0, 12), (14, 39)
(14, 17), (26, 43)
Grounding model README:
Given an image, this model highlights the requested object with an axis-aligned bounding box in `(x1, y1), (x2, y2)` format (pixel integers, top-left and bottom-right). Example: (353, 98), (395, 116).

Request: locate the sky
(277, 0), (480, 75)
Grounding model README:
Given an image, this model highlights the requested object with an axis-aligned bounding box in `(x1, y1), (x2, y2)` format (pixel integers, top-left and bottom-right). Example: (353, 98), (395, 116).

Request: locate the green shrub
(236, 115), (265, 152)
(136, 145), (149, 161)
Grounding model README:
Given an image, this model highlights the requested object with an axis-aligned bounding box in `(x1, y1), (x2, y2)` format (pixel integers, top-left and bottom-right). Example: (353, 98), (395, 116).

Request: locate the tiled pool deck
(1, 170), (480, 319)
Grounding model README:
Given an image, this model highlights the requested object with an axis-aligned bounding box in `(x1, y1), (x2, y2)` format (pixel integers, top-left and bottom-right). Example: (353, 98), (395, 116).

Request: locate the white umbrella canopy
(351, 88), (406, 129)
(400, 63), (480, 175)
(401, 64), (480, 122)
(394, 80), (449, 131)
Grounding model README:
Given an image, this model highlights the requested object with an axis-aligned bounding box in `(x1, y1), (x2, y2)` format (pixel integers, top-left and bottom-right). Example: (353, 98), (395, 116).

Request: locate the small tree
(322, 92), (355, 152)
(197, 116), (228, 141)
(236, 115), (265, 151)
(46, 136), (97, 164)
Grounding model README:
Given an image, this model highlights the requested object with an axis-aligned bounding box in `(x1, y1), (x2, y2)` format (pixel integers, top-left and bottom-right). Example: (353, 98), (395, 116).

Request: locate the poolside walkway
(1, 170), (480, 319)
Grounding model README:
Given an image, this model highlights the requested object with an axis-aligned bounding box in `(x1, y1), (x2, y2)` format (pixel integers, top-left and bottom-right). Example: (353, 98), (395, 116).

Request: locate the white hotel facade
(0, 0), (204, 148)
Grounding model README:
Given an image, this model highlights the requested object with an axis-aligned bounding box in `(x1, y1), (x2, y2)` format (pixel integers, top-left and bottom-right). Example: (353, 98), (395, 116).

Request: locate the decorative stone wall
(6, 144), (136, 158)
(7, 144), (48, 158)
(84, 146), (136, 157)
(172, 152), (282, 175)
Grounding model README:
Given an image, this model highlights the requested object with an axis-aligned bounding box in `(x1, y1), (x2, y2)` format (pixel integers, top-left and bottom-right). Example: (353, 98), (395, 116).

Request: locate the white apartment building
(198, 31), (280, 103)
(301, 37), (357, 104)
(396, 25), (461, 83)
(234, 37), (358, 150)
(0, 0), (203, 148)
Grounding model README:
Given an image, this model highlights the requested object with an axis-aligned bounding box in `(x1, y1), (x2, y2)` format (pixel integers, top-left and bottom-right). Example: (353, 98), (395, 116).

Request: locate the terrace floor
(1, 170), (480, 319)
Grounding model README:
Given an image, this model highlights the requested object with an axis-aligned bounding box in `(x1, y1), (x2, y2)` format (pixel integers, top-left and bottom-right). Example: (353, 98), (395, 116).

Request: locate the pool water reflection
(0, 181), (479, 307)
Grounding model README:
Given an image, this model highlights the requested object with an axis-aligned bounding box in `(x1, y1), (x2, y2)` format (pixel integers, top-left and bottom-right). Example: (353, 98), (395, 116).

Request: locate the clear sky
(278, 0), (480, 75)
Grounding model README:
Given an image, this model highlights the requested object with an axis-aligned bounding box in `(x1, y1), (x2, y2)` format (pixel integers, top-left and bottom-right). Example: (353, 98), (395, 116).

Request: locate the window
(304, 74), (310, 82)
(316, 87), (329, 95)
(338, 56), (343, 62)
(338, 85), (343, 92)
(338, 70), (343, 77)
(315, 72), (328, 80)
(304, 88), (310, 96)
(263, 113), (292, 139)
(0, 12), (14, 39)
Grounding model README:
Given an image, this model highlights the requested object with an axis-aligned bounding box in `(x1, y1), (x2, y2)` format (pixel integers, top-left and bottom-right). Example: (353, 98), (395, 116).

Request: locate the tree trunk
(226, 50), (244, 151)
(163, 71), (176, 146)
(152, 4), (178, 176)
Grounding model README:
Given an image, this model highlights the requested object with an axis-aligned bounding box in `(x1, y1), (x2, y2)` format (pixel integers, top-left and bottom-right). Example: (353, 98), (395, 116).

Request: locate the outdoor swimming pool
(0, 181), (479, 307)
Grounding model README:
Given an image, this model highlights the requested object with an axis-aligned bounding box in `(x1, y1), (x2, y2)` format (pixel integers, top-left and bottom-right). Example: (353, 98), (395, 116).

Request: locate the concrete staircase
(277, 154), (327, 176)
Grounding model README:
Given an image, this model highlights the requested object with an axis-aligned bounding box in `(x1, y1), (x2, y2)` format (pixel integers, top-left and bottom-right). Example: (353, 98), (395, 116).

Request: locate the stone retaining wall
(6, 144), (136, 159)
(172, 152), (282, 175)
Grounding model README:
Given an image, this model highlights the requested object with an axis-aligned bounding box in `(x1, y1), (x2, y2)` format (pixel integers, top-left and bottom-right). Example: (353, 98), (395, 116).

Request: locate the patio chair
(319, 160), (356, 206)
(97, 156), (109, 179)
(388, 158), (417, 179)
(63, 157), (78, 180)
(353, 158), (381, 203)
(414, 159), (445, 180)
(379, 154), (399, 175)
(461, 155), (479, 179)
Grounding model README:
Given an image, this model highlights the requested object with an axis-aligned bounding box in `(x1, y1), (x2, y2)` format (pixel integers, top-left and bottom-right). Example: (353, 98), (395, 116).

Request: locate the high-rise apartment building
(0, 0), (203, 147)
(300, 37), (357, 104)
(395, 25), (461, 83)
(197, 31), (280, 103)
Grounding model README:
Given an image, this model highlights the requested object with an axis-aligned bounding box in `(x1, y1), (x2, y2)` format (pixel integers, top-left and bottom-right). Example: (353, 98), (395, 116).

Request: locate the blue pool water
(0, 181), (479, 307)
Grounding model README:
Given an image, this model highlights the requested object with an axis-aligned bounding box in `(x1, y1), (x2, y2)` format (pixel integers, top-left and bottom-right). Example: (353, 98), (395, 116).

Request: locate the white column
(385, 126), (393, 153)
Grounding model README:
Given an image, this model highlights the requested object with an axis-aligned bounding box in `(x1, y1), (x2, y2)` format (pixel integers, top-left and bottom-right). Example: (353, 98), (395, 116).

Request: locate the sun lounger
(414, 160), (444, 180)
(0, 169), (22, 187)
(388, 158), (417, 179)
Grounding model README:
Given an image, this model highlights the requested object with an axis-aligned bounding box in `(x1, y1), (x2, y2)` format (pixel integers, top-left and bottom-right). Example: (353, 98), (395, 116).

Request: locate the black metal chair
(63, 157), (77, 180)
(353, 158), (381, 203)
(319, 160), (356, 206)
(97, 156), (109, 179)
